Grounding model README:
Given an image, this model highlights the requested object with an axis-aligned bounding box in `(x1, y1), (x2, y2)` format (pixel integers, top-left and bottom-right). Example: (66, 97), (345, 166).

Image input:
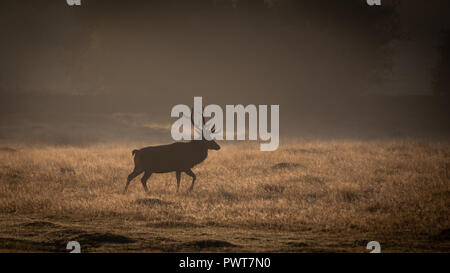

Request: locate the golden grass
(0, 139), (449, 252)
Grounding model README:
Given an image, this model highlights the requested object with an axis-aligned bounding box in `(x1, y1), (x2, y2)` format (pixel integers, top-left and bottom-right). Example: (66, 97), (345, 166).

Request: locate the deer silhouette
(123, 113), (220, 194)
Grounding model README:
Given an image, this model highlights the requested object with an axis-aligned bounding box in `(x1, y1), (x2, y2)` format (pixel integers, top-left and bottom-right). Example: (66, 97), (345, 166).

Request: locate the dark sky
(0, 0), (449, 143)
(0, 1), (396, 100)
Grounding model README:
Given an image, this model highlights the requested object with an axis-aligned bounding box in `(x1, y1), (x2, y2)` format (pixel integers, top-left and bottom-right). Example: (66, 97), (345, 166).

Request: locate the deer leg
(141, 171), (152, 193)
(184, 169), (196, 192)
(175, 171), (181, 193)
(124, 168), (143, 194)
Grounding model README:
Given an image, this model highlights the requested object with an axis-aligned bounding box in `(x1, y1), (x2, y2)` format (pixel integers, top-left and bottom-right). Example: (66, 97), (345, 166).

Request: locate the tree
(433, 30), (450, 96)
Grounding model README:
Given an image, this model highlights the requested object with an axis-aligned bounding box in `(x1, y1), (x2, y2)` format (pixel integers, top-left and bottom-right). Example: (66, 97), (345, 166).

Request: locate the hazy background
(1, 0), (449, 145)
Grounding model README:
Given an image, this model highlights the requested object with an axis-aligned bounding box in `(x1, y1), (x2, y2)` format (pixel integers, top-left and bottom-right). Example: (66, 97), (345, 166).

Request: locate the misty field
(0, 139), (449, 252)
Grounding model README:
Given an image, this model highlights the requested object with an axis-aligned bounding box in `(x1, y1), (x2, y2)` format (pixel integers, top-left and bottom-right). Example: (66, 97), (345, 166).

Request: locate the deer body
(124, 140), (220, 193)
(135, 142), (208, 173)
(124, 107), (220, 194)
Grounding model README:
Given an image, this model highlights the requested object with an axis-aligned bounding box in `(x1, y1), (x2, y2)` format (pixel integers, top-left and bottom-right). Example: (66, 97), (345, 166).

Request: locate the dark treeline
(1, 0), (396, 97)
(433, 30), (450, 96)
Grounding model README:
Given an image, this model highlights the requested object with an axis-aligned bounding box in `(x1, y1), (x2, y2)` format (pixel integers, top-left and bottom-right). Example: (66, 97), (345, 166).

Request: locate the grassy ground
(0, 139), (449, 252)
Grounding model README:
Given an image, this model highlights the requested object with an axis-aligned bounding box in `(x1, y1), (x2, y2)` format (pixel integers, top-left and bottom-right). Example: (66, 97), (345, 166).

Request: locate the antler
(190, 107), (205, 136)
(189, 107), (219, 138)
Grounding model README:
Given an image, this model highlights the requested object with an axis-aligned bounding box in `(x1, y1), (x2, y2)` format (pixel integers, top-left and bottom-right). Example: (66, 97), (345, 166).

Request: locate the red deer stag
(123, 114), (220, 194)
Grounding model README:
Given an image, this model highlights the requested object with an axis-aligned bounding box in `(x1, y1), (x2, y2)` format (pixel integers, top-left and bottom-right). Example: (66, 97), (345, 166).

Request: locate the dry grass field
(0, 139), (449, 252)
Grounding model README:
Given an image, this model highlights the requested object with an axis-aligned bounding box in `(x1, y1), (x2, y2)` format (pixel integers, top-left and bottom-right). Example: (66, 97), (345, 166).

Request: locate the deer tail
(132, 149), (139, 156)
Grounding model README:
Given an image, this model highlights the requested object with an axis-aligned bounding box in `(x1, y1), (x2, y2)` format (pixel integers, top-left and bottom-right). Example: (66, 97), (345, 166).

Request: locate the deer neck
(189, 140), (208, 163)
(196, 141), (209, 162)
